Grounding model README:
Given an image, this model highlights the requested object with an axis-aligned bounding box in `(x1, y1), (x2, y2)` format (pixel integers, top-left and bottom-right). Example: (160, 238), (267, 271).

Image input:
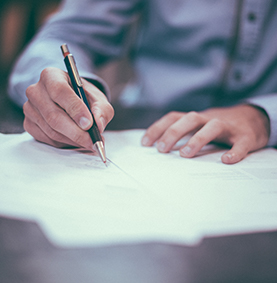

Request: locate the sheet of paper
(0, 132), (198, 247)
(106, 130), (277, 239)
(0, 130), (277, 247)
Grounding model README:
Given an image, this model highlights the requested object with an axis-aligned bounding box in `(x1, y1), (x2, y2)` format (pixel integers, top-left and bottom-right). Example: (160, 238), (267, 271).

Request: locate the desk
(1, 91), (277, 283)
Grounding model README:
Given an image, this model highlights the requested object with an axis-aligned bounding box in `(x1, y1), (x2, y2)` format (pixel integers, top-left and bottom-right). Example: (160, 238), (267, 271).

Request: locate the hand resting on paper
(23, 67), (114, 150)
(141, 105), (270, 164)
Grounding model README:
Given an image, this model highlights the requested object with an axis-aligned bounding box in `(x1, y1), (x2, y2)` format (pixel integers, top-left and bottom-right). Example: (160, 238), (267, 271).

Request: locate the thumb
(221, 139), (250, 164)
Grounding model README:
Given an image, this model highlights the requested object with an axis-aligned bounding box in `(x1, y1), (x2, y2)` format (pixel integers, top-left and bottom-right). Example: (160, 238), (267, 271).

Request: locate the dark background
(0, 0), (61, 133)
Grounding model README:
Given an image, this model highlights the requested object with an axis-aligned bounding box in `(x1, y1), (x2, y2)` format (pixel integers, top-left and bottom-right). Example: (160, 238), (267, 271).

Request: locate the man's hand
(23, 67), (114, 150)
(141, 105), (270, 164)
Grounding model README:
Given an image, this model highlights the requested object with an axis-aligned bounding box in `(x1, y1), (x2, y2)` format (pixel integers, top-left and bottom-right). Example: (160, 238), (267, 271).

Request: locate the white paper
(0, 130), (277, 247)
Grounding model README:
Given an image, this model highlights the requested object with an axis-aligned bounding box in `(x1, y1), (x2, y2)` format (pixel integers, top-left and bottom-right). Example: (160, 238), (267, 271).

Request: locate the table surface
(1, 90), (277, 283)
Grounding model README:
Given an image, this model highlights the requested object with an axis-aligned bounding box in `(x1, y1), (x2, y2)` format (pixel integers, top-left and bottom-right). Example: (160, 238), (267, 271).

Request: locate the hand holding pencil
(23, 50), (114, 157)
(61, 44), (107, 164)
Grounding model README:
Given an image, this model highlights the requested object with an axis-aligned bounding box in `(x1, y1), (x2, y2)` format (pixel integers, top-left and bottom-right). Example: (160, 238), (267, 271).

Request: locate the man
(8, 0), (277, 164)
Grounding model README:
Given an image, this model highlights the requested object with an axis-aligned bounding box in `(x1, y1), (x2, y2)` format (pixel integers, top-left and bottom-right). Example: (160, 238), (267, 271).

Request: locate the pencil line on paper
(106, 158), (142, 186)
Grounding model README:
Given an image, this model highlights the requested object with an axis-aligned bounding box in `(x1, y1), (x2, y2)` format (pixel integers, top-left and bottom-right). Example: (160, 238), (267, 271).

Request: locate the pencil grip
(78, 87), (102, 143)
(88, 123), (101, 144)
(64, 57), (102, 144)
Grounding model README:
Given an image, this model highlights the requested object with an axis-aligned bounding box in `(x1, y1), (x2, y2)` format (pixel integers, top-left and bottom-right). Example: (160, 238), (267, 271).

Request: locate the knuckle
(210, 118), (224, 129)
(67, 100), (83, 117)
(49, 81), (65, 101)
(42, 123), (65, 144)
(25, 84), (37, 100)
(40, 68), (65, 101)
(92, 101), (115, 124)
(46, 128), (60, 141)
(144, 125), (155, 137)
(22, 102), (29, 116)
(40, 67), (55, 81)
(186, 111), (200, 122)
(166, 127), (180, 138)
(23, 118), (40, 142)
(44, 110), (61, 130)
(23, 118), (31, 133)
(107, 104), (115, 120)
(192, 134), (206, 145)
(72, 132), (85, 145)
(23, 103), (33, 121)
(150, 123), (164, 135)
(102, 103), (115, 123)
(23, 102), (41, 126)
(166, 111), (181, 120)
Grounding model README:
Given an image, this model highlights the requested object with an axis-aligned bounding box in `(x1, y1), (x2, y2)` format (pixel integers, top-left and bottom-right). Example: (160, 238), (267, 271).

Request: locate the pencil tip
(94, 141), (107, 166)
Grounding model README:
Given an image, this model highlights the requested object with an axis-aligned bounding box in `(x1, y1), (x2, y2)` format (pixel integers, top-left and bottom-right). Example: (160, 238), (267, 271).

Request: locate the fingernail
(225, 153), (233, 160)
(141, 136), (150, 146)
(222, 153), (234, 163)
(181, 146), (192, 157)
(157, 141), (166, 152)
(79, 117), (91, 130)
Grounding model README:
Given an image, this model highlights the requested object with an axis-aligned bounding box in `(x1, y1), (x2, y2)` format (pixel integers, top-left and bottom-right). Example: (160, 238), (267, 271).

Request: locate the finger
(179, 118), (224, 158)
(89, 99), (114, 133)
(141, 111), (184, 146)
(40, 68), (93, 130)
(23, 101), (81, 147)
(27, 81), (93, 150)
(83, 79), (114, 133)
(221, 138), (251, 164)
(156, 111), (206, 153)
(24, 117), (74, 148)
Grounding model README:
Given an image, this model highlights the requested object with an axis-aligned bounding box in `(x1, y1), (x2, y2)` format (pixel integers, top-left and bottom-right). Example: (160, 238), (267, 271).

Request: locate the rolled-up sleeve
(8, 0), (142, 107)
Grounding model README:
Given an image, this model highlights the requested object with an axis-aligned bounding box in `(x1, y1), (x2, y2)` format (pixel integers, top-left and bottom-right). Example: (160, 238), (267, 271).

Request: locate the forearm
(8, 0), (141, 107)
(8, 38), (110, 107)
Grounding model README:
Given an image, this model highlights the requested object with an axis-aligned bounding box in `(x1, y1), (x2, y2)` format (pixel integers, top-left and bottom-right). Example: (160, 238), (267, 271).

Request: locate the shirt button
(247, 12), (257, 22)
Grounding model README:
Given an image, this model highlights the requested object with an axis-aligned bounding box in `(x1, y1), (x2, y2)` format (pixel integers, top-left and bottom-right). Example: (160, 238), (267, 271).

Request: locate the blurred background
(0, 0), (61, 132)
(0, 0), (60, 91)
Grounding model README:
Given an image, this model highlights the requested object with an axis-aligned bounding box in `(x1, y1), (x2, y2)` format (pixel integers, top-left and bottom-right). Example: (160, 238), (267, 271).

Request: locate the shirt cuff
(80, 71), (111, 102)
(246, 94), (277, 147)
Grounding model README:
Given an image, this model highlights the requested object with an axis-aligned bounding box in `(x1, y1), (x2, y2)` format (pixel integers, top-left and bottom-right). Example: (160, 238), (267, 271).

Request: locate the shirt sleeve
(246, 94), (277, 147)
(8, 0), (142, 107)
